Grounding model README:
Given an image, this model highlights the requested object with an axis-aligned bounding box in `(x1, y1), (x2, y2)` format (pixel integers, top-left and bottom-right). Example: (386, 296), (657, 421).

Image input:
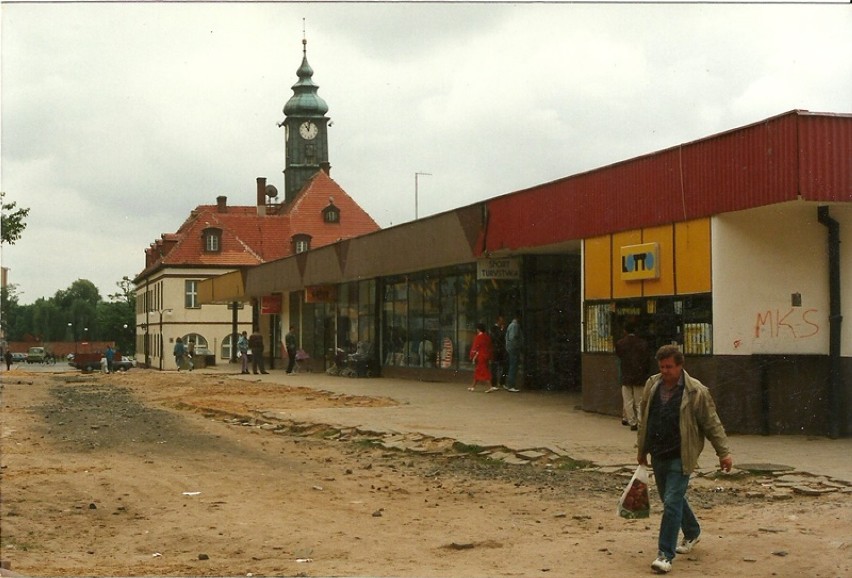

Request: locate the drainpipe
(817, 206), (843, 439)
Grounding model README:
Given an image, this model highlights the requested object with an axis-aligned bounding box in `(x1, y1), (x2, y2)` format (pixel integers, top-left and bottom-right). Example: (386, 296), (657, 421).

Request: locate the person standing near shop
(249, 328), (269, 375)
(237, 331), (250, 374)
(468, 323), (494, 392)
(489, 315), (507, 390)
(616, 324), (650, 431)
(504, 312), (522, 392)
(637, 345), (733, 574)
(284, 326), (298, 374)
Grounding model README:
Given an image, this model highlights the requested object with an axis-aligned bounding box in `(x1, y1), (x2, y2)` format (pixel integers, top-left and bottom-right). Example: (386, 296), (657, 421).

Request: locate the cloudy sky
(2, 1), (850, 304)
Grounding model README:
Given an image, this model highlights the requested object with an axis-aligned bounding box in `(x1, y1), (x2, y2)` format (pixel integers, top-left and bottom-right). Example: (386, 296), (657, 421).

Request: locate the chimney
(216, 196), (227, 213)
(319, 161), (331, 175)
(256, 177), (266, 216)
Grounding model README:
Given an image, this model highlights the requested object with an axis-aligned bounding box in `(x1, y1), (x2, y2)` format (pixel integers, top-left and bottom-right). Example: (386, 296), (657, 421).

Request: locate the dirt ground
(1, 369), (849, 577)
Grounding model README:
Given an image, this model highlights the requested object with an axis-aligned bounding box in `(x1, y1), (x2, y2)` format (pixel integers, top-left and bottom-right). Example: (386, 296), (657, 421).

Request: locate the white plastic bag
(618, 464), (651, 519)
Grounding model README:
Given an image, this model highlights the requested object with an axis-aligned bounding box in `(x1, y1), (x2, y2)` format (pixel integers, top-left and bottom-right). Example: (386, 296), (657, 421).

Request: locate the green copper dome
(283, 41), (328, 117)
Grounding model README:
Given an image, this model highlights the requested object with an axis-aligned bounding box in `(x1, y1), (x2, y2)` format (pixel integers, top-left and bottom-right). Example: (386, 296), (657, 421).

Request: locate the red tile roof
(135, 171), (379, 282)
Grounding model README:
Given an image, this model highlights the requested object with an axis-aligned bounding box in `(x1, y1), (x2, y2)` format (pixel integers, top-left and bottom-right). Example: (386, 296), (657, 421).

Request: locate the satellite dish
(265, 184), (278, 198)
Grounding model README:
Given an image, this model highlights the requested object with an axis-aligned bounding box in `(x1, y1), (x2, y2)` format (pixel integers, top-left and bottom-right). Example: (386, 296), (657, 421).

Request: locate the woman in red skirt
(469, 323), (495, 392)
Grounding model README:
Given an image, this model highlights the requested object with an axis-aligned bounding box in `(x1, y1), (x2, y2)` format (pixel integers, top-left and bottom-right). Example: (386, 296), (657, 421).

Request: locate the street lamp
(67, 322), (76, 355)
(158, 309), (173, 370)
(415, 171), (432, 220)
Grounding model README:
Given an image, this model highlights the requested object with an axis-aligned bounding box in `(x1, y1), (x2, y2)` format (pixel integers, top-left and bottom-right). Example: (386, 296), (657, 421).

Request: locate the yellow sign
(620, 243), (660, 281)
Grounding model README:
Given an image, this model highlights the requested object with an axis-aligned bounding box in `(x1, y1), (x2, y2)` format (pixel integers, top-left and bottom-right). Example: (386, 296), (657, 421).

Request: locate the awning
(198, 269), (249, 304)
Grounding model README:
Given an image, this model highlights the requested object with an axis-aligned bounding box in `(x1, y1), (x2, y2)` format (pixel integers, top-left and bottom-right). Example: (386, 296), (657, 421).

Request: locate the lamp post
(158, 309), (173, 370)
(67, 322), (76, 356)
(415, 171), (431, 220)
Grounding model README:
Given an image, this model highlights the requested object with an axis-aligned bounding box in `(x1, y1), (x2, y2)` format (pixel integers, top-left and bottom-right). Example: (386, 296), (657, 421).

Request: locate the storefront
(221, 110), (850, 436)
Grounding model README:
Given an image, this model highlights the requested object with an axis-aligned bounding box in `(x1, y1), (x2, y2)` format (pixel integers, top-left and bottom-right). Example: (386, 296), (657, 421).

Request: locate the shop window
(584, 294), (712, 355)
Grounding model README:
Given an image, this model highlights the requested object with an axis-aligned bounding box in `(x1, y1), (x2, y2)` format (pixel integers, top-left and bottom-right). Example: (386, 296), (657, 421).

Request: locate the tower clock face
(299, 121), (318, 140)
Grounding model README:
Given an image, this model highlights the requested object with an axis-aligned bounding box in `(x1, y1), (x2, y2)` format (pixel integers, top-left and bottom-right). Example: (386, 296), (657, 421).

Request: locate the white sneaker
(651, 556), (672, 573)
(676, 536), (700, 554)
(485, 386), (499, 393)
(506, 387), (520, 392)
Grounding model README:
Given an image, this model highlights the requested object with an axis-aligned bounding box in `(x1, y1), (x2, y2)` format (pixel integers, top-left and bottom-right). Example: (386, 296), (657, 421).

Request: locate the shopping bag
(617, 464), (651, 519)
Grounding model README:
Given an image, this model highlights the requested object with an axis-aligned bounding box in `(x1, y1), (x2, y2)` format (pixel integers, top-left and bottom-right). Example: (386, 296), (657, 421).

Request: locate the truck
(69, 349), (132, 372)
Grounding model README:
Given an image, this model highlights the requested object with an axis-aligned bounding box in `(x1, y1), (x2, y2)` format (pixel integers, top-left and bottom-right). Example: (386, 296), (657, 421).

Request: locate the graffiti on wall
(754, 308), (820, 340)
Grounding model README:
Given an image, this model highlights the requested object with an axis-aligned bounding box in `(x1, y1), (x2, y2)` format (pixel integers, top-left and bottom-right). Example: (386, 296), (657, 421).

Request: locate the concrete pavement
(206, 366), (852, 484)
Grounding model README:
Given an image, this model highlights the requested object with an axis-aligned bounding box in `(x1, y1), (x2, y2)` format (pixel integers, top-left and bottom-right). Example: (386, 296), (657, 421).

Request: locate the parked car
(11, 352), (27, 363)
(27, 346), (46, 363)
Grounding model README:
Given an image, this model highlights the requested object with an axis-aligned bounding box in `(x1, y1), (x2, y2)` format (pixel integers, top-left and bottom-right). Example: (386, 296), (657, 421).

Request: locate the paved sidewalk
(211, 367), (852, 483)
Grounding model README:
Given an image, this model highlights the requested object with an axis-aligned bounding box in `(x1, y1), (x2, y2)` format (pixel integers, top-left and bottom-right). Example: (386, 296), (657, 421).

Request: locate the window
(185, 280), (200, 309)
(221, 333), (234, 360)
(323, 203), (340, 223)
(202, 228), (222, 252)
(181, 333), (209, 355)
(292, 234), (312, 254)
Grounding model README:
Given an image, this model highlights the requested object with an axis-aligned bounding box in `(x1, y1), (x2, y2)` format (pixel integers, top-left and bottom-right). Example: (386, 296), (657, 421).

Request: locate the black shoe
(253, 371), (259, 374)
(261, 371), (269, 374)
(622, 419), (629, 426)
(631, 425), (639, 431)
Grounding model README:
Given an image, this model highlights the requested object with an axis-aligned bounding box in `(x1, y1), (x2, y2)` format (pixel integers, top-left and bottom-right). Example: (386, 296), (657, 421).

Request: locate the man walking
(637, 345), (733, 574)
(504, 312), (522, 392)
(615, 324), (649, 431)
(284, 326), (298, 374)
(248, 329), (268, 375)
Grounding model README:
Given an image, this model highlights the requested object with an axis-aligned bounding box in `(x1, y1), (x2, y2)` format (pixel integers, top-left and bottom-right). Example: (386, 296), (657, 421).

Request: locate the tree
(0, 192), (30, 245)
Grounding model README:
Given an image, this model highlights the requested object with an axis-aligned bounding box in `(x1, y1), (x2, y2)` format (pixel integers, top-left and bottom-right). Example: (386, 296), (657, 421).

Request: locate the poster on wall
(260, 294), (282, 315)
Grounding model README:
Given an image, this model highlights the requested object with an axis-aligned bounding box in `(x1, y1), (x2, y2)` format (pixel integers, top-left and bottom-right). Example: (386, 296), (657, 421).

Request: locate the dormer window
(292, 233), (312, 254)
(323, 201), (340, 224)
(202, 228), (222, 252)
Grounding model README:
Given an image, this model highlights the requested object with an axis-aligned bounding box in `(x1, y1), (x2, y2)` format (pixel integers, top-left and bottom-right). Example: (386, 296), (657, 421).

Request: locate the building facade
(225, 110), (851, 437)
(134, 40), (379, 370)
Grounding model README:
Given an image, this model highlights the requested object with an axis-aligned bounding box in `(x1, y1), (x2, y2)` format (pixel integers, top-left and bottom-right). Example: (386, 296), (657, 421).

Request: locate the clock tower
(281, 37), (330, 204)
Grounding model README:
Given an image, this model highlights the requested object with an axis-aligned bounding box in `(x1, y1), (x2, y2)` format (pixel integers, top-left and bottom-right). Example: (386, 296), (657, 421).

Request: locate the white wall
(713, 202), (852, 356)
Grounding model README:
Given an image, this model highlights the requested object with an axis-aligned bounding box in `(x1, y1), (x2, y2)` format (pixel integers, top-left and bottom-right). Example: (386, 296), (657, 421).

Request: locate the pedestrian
(173, 337), (186, 371)
(504, 312), (522, 392)
(4, 350), (12, 371)
(489, 315), (507, 390)
(637, 345), (733, 574)
(468, 323), (494, 392)
(105, 345), (115, 374)
(237, 331), (250, 374)
(248, 329), (268, 374)
(615, 324), (650, 431)
(186, 340), (195, 371)
(284, 326), (298, 374)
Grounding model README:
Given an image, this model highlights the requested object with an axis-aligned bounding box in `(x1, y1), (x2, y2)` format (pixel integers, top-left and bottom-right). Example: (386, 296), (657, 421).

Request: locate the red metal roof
(483, 110), (852, 253)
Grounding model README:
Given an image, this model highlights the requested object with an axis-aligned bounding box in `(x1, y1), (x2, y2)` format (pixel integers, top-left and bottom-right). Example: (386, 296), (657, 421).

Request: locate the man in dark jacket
(616, 324), (650, 430)
(248, 329), (268, 374)
(489, 316), (507, 390)
(284, 326), (298, 374)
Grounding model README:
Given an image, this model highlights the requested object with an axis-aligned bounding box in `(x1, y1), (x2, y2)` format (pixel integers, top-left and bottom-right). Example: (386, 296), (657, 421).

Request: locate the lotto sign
(620, 243), (660, 281)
